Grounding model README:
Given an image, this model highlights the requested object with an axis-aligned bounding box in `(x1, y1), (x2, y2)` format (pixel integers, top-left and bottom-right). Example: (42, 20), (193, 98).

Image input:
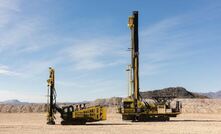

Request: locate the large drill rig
(119, 11), (181, 121)
(46, 67), (106, 125)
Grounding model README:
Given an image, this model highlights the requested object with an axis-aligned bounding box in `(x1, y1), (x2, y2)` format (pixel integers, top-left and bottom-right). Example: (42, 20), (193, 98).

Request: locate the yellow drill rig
(119, 11), (182, 121)
(46, 67), (106, 125)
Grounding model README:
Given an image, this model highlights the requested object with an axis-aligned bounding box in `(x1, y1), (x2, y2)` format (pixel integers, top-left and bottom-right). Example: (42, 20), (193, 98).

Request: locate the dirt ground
(0, 112), (221, 134)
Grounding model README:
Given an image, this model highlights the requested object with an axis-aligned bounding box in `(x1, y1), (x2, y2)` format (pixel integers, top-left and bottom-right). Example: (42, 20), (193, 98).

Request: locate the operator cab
(61, 105), (74, 121)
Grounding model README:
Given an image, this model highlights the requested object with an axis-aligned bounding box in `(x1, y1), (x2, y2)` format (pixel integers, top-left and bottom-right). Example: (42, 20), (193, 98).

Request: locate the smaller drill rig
(119, 11), (182, 121)
(46, 67), (106, 125)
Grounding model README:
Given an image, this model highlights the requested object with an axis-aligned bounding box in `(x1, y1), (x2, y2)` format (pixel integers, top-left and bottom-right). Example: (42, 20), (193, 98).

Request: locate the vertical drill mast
(47, 67), (56, 125)
(128, 11), (140, 111)
(121, 11), (181, 121)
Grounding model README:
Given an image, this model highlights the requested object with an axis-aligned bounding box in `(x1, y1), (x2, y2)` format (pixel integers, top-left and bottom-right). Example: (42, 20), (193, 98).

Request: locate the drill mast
(128, 11), (140, 111)
(47, 67), (56, 125)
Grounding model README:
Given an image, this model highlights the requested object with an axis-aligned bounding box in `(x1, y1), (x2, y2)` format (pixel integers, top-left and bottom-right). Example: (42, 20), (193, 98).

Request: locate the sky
(0, 0), (221, 102)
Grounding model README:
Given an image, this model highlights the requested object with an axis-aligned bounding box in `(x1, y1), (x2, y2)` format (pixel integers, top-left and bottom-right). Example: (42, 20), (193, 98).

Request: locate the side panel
(72, 106), (107, 121)
(101, 107), (107, 120)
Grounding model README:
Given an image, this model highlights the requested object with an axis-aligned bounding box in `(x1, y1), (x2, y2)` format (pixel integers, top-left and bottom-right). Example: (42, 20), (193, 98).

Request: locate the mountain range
(140, 87), (209, 99)
(0, 87), (220, 105)
(0, 99), (29, 105)
(198, 90), (221, 99)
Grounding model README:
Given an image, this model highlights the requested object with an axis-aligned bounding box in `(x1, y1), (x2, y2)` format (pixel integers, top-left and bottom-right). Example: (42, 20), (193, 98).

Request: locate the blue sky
(0, 0), (221, 102)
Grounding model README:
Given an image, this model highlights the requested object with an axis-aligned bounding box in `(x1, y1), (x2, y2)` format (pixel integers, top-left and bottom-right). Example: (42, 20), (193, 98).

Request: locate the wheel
(164, 116), (170, 121)
(47, 119), (55, 125)
(157, 116), (170, 121)
(61, 120), (86, 125)
(122, 115), (135, 120)
(47, 121), (55, 125)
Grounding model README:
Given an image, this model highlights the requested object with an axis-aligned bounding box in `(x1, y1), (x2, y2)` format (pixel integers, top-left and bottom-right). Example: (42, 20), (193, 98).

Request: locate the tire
(122, 115), (135, 120)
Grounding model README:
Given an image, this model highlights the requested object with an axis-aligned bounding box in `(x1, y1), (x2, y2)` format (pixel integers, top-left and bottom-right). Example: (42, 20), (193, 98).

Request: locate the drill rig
(46, 67), (106, 125)
(119, 11), (181, 121)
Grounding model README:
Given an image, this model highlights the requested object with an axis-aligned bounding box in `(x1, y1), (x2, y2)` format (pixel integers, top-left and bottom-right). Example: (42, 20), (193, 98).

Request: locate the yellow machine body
(72, 106), (107, 121)
(121, 98), (181, 120)
(46, 67), (107, 125)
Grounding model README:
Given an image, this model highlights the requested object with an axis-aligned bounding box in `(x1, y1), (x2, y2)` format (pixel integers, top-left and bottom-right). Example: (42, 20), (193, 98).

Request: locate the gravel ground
(0, 112), (221, 134)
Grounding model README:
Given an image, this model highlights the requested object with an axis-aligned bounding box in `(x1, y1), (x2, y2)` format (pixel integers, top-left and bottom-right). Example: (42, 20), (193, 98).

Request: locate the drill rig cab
(46, 67), (106, 125)
(119, 11), (182, 121)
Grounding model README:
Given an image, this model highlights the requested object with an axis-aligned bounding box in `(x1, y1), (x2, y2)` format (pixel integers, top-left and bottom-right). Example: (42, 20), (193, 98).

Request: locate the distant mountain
(61, 101), (90, 105)
(0, 88), (220, 113)
(199, 90), (221, 99)
(0, 99), (29, 105)
(90, 87), (209, 107)
(91, 97), (123, 106)
(140, 87), (208, 99)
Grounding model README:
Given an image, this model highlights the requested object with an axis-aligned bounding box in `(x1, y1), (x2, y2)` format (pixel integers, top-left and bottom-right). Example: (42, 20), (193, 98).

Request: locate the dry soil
(0, 112), (221, 134)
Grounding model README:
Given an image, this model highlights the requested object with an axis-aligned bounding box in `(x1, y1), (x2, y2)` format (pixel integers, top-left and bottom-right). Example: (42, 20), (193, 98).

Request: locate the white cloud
(0, 19), (48, 55)
(0, 90), (44, 102)
(138, 13), (209, 76)
(0, 0), (56, 55)
(0, 65), (19, 76)
(0, 0), (20, 11)
(61, 37), (128, 71)
(56, 78), (125, 102)
(16, 59), (60, 78)
(0, 0), (20, 27)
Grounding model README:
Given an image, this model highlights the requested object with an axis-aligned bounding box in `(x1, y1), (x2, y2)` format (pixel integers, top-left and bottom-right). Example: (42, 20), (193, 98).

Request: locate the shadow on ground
(170, 120), (221, 122)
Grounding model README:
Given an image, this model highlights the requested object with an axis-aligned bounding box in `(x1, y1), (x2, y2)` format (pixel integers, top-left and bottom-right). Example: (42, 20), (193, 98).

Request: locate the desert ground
(0, 111), (221, 134)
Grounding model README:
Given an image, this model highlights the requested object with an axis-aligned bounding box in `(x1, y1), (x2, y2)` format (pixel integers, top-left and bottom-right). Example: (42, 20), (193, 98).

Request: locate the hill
(90, 87), (208, 107)
(140, 87), (208, 99)
(0, 99), (29, 105)
(1, 87), (219, 113)
(199, 90), (221, 99)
